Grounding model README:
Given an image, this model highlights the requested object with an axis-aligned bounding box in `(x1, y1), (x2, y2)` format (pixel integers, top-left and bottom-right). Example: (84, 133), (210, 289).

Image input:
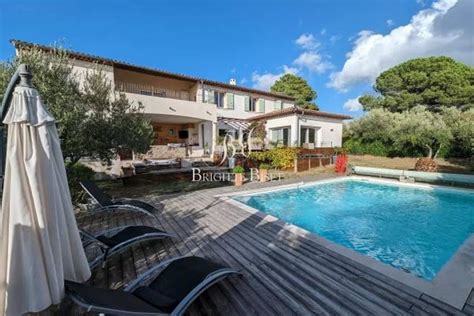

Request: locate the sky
(0, 0), (472, 116)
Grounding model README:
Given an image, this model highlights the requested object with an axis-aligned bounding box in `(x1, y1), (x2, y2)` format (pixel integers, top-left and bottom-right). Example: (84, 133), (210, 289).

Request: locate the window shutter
(205, 90), (213, 103)
(244, 96), (250, 111)
(258, 99), (265, 113)
(226, 93), (234, 109)
(275, 100), (282, 110)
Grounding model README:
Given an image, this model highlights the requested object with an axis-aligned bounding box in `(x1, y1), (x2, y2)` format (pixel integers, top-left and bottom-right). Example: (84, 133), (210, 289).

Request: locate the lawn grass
(348, 155), (473, 174)
(97, 176), (232, 198)
(95, 166), (337, 199)
(92, 155), (472, 200)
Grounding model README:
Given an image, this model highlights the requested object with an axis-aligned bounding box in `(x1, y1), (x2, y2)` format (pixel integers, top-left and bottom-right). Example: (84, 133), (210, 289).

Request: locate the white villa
(12, 40), (351, 159)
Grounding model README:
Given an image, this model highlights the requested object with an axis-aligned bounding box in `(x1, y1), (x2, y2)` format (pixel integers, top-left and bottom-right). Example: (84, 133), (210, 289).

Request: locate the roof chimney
(229, 78), (237, 85)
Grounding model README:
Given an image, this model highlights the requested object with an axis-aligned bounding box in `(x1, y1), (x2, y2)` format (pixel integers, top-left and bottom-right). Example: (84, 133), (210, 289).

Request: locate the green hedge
(342, 139), (390, 156)
(249, 147), (300, 169)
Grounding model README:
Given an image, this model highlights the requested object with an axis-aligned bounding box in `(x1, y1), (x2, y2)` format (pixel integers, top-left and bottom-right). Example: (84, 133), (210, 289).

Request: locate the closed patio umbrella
(0, 65), (91, 315)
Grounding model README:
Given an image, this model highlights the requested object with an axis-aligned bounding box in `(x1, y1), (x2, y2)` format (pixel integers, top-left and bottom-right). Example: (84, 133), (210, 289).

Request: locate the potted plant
(233, 165), (245, 186)
(258, 163), (271, 182)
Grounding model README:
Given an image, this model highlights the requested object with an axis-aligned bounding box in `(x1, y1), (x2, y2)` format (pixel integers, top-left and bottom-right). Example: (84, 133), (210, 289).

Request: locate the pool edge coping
(216, 175), (474, 310)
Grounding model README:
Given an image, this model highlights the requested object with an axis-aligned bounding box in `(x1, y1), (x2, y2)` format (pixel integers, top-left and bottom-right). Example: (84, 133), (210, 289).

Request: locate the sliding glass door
(271, 127), (291, 146)
(300, 127), (318, 146)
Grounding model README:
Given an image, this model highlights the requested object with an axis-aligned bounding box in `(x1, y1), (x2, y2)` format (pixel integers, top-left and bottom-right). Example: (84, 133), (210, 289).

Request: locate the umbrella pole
(0, 64), (32, 190)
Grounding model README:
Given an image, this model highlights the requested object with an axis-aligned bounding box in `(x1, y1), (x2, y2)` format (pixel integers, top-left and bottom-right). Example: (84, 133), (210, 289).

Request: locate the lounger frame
(80, 181), (159, 220)
(80, 226), (174, 269)
(68, 256), (242, 316)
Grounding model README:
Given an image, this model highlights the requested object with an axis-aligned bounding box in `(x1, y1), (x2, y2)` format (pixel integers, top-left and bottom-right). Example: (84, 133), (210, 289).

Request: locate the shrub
(343, 139), (390, 156)
(248, 151), (268, 162)
(66, 163), (95, 204)
(259, 163), (271, 170)
(233, 165), (245, 174)
(249, 147), (300, 169)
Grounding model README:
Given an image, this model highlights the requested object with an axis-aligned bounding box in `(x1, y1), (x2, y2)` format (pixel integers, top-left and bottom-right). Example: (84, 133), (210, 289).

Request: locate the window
(245, 97), (258, 112)
(245, 97), (257, 112)
(300, 127), (318, 146)
(217, 92), (225, 108)
(244, 96), (250, 111)
(226, 93), (234, 109)
(204, 89), (216, 104)
(271, 127), (291, 146)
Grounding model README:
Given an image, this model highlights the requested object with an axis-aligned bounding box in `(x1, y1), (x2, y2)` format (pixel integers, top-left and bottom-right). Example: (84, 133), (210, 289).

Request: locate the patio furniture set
(73, 180), (242, 315)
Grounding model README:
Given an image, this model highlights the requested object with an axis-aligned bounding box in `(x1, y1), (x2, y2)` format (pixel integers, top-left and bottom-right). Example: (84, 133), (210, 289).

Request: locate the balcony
(115, 80), (192, 101)
(115, 80), (216, 123)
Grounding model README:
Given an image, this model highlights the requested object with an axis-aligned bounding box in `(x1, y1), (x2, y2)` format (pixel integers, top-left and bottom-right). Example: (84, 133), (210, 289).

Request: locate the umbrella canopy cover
(0, 85), (91, 315)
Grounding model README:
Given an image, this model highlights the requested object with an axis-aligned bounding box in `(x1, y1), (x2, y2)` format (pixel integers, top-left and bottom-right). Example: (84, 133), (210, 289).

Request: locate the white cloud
(343, 97), (363, 112)
(328, 0), (473, 92)
(416, 0), (426, 6)
(293, 51), (333, 74)
(320, 28), (327, 35)
(330, 35), (341, 43)
(386, 19), (394, 26)
(294, 33), (333, 74)
(252, 33), (333, 90)
(251, 66), (298, 91)
(295, 33), (320, 50)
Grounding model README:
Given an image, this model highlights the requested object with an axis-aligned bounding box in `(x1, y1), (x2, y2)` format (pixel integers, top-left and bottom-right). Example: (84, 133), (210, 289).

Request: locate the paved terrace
(75, 175), (474, 315)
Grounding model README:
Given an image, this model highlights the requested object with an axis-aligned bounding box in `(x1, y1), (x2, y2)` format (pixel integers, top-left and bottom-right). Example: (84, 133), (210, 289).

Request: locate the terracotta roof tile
(248, 106), (352, 121)
(10, 39), (295, 101)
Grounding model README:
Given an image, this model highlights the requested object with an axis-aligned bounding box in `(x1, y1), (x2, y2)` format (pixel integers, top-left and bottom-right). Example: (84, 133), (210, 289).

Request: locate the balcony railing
(115, 80), (192, 101)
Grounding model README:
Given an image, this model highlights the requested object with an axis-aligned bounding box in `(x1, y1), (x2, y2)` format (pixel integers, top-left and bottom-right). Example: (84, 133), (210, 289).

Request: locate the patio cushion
(148, 257), (226, 304)
(133, 286), (177, 313)
(65, 281), (160, 313)
(96, 226), (166, 247)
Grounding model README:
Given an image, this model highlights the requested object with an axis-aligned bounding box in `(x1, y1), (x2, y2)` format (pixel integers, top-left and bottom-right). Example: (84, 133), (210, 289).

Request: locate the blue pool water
(234, 179), (474, 280)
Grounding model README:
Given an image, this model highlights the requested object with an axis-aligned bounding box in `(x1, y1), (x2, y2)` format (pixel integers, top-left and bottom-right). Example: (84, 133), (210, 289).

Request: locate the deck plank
(74, 178), (469, 315)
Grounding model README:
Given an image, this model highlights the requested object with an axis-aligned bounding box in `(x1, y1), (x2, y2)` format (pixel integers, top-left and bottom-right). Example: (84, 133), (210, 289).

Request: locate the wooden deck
(75, 176), (473, 315)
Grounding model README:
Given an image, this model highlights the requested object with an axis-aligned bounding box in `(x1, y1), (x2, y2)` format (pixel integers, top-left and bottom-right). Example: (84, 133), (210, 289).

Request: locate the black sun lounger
(80, 180), (159, 220)
(81, 226), (174, 269)
(66, 256), (241, 316)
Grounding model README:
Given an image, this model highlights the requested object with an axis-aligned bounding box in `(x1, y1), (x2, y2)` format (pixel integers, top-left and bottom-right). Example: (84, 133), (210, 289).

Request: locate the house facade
(12, 40), (351, 159)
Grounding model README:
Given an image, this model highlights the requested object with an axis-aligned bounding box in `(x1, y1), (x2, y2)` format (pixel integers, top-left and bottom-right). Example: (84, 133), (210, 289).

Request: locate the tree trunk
(433, 145), (441, 159)
(424, 144), (433, 159)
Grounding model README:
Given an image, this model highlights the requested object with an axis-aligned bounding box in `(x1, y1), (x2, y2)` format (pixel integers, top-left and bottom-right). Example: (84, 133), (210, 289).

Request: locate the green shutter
(226, 93), (234, 109)
(258, 99), (265, 113)
(275, 100), (282, 110)
(244, 96), (250, 111)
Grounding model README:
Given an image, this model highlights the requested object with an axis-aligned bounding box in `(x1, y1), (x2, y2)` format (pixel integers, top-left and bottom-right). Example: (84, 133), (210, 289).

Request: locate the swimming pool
(234, 178), (474, 280)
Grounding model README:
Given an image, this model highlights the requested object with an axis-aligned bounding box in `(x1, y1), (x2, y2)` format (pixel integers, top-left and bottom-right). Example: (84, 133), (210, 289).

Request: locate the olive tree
(392, 107), (452, 158)
(0, 46), (154, 165)
(441, 107), (474, 158)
